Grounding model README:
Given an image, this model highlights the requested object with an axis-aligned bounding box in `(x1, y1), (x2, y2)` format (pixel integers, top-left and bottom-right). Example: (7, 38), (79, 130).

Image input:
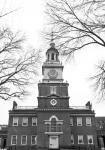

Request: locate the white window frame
(21, 135), (27, 145)
(71, 135), (74, 144)
(32, 117), (37, 126)
(77, 117), (82, 126)
(78, 135), (84, 144)
(13, 117), (18, 126)
(22, 117), (28, 126)
(11, 135), (17, 145)
(31, 135), (37, 145)
(87, 135), (93, 144)
(70, 117), (73, 126)
(86, 117), (92, 126)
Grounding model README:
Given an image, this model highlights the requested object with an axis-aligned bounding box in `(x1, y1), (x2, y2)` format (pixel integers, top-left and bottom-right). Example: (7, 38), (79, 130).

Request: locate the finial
(50, 31), (55, 48)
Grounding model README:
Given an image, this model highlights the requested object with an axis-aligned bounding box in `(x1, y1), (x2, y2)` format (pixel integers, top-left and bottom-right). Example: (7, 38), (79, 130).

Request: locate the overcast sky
(0, 0), (105, 124)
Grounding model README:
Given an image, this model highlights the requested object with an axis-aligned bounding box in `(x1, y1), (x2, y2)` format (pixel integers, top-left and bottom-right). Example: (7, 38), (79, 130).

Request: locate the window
(32, 117), (37, 126)
(22, 117), (28, 126)
(31, 136), (37, 145)
(21, 135), (27, 145)
(77, 117), (82, 126)
(57, 123), (62, 132)
(51, 53), (54, 60)
(71, 135), (74, 144)
(46, 123), (50, 132)
(11, 135), (17, 145)
(50, 86), (57, 95)
(13, 117), (18, 126)
(78, 135), (84, 144)
(70, 117), (73, 126)
(87, 135), (93, 144)
(86, 117), (91, 126)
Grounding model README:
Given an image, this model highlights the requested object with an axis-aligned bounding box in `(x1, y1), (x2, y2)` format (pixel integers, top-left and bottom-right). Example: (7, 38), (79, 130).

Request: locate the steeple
(42, 33), (63, 83)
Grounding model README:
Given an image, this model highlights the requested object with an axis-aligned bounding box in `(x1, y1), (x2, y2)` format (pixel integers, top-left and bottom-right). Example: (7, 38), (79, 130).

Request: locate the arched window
(45, 116), (63, 133)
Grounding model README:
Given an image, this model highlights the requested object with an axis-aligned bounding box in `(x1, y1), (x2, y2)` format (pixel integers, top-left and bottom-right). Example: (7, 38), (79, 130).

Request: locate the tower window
(50, 86), (57, 95)
(51, 53), (54, 60)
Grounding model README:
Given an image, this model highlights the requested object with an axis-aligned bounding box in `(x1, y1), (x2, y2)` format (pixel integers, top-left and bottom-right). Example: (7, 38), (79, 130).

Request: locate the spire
(50, 31), (55, 48)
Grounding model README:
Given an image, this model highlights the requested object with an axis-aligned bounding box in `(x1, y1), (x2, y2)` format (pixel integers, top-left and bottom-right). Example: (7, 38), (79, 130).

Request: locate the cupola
(46, 32), (59, 62)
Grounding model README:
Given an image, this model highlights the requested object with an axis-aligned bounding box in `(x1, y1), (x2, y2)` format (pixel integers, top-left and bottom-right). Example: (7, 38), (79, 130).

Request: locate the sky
(0, 0), (105, 124)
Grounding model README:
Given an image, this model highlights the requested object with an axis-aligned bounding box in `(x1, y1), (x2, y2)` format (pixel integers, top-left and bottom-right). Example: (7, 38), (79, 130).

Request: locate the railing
(69, 106), (89, 110)
(14, 105), (89, 110)
(15, 106), (38, 110)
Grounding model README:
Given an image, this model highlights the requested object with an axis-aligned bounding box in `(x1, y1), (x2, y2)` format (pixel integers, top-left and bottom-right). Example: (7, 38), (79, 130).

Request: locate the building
(3, 39), (105, 150)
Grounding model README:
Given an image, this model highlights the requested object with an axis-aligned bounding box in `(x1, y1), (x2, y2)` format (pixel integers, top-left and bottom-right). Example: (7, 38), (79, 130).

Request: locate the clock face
(48, 69), (58, 79)
(50, 99), (57, 106)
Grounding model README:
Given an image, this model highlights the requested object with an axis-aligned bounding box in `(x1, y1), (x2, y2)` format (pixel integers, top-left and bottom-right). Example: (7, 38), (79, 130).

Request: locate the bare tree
(47, 0), (105, 100)
(47, 0), (105, 55)
(0, 28), (41, 100)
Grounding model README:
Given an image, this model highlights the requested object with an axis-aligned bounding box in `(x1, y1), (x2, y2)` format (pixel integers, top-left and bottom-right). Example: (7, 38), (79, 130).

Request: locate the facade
(2, 40), (105, 150)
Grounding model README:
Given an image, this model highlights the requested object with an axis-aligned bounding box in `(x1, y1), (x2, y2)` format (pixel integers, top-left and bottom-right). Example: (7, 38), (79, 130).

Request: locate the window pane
(77, 117), (82, 126)
(32, 117), (37, 126)
(21, 136), (27, 145)
(11, 135), (17, 145)
(13, 117), (18, 126)
(31, 136), (37, 145)
(22, 118), (28, 126)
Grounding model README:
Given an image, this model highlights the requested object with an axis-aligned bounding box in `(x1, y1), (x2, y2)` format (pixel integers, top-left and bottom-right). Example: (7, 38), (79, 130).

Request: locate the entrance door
(49, 136), (59, 149)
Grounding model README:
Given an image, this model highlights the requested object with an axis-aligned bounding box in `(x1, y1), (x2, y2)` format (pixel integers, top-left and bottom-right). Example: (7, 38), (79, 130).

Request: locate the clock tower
(38, 37), (69, 108)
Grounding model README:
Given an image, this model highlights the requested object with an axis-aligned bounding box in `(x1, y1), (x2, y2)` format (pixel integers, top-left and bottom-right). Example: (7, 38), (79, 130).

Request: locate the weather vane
(51, 31), (54, 42)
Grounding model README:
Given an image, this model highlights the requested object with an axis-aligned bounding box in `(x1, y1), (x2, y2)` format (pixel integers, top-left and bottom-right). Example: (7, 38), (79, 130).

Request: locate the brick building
(4, 40), (105, 150)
